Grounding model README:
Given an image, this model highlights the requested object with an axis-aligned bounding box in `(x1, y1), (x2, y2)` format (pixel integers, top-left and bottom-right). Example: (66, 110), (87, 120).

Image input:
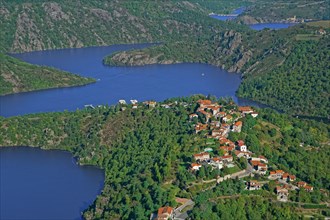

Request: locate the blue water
(0, 147), (104, 220)
(0, 44), (257, 117)
(249, 23), (296, 30)
(210, 7), (296, 30)
(0, 44), (268, 220)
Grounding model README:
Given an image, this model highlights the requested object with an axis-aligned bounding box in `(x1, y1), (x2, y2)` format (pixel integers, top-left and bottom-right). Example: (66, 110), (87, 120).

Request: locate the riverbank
(0, 53), (95, 96)
(1, 96), (329, 219)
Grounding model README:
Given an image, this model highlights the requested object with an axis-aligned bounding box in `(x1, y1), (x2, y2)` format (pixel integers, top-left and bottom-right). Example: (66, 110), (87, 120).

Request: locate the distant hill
(237, 0), (330, 24)
(0, 0), (248, 95)
(0, 0), (245, 53)
(1, 0), (329, 117)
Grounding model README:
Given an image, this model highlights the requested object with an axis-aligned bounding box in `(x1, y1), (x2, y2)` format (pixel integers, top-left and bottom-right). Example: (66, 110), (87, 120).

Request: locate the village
(117, 98), (316, 220)
(146, 99), (316, 220)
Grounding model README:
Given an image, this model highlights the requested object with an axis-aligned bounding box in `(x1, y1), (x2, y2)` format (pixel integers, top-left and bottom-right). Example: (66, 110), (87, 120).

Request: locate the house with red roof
(155, 206), (173, 220)
(194, 152), (210, 161)
(235, 150), (251, 159)
(195, 123), (208, 133)
(216, 111), (226, 119)
(190, 163), (202, 171)
(221, 155), (233, 163)
(289, 175), (296, 182)
(297, 181), (307, 188)
(276, 186), (289, 202)
(304, 185), (314, 192)
(250, 160), (268, 175)
(232, 121), (242, 132)
(197, 99), (213, 108)
(238, 106), (253, 114)
(236, 140), (247, 152)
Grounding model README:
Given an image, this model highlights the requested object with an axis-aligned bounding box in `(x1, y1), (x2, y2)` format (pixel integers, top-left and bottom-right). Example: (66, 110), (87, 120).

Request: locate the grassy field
(295, 34), (322, 41)
(306, 20), (330, 28)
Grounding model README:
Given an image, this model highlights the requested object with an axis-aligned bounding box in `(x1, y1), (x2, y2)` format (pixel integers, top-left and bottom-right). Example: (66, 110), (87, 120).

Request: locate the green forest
(0, 53), (95, 95)
(237, 37), (330, 117)
(1, 96), (329, 219)
(1, 0), (329, 117)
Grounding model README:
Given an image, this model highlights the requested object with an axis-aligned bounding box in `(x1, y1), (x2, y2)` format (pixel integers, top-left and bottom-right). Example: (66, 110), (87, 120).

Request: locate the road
(173, 199), (194, 220)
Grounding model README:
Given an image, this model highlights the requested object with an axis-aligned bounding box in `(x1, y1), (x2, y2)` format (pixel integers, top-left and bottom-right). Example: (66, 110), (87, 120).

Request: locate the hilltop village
(116, 98), (317, 220)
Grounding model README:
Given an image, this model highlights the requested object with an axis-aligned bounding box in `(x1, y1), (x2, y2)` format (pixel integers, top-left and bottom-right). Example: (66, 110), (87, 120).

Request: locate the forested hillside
(237, 0), (330, 24)
(106, 23), (330, 117)
(0, 0), (246, 53)
(0, 96), (329, 219)
(1, 0), (329, 116)
(0, 54), (94, 95)
(0, 0), (248, 95)
(237, 37), (330, 117)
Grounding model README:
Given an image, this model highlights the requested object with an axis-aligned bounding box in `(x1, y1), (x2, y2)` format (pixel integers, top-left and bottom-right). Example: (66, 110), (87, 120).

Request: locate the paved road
(173, 199), (194, 220)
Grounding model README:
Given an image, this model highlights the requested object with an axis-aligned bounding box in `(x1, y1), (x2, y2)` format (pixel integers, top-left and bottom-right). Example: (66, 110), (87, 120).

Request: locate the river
(0, 147), (104, 220)
(1, 44), (265, 118)
(0, 43), (265, 220)
(210, 7), (297, 30)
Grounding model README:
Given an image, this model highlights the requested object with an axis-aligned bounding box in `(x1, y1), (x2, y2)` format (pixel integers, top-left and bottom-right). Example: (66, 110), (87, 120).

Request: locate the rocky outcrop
(236, 15), (260, 24)
(107, 51), (177, 66)
(43, 2), (69, 21)
(13, 6), (45, 52)
(228, 50), (253, 72)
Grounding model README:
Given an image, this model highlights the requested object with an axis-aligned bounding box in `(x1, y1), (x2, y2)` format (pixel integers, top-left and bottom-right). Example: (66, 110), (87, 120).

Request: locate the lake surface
(249, 23), (296, 30)
(0, 43), (268, 220)
(210, 7), (296, 30)
(0, 44), (262, 117)
(0, 147), (104, 220)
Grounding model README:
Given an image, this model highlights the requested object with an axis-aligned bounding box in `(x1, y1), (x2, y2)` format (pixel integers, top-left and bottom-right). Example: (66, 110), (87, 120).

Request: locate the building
(197, 99), (212, 108)
(236, 140), (247, 152)
(221, 155), (233, 163)
(235, 150), (251, 159)
(195, 123), (208, 133)
(238, 106), (253, 114)
(276, 186), (289, 202)
(130, 99), (138, 104)
(297, 181), (307, 188)
(222, 114), (233, 123)
(156, 206), (173, 220)
(191, 163), (202, 171)
(289, 175), (296, 182)
(194, 152), (210, 161)
(232, 121), (242, 132)
(247, 180), (261, 190)
(118, 99), (126, 105)
(189, 113), (198, 120)
(250, 160), (268, 175)
(282, 173), (289, 181)
(318, 28), (327, 35)
(251, 112), (259, 118)
(304, 185), (314, 192)
(250, 156), (268, 164)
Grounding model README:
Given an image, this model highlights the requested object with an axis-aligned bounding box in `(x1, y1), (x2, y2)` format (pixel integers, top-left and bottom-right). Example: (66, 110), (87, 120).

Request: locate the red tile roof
(158, 206), (173, 215)
(234, 121), (242, 126)
(238, 106), (253, 112)
(197, 99), (212, 105)
(236, 140), (245, 147)
(191, 163), (201, 168)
